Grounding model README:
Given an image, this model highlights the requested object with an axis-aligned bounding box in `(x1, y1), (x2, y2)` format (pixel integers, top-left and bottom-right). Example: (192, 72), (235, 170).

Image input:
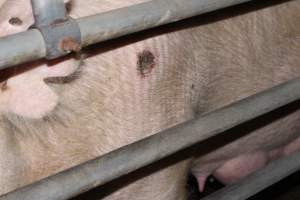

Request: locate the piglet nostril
(8, 17), (23, 26)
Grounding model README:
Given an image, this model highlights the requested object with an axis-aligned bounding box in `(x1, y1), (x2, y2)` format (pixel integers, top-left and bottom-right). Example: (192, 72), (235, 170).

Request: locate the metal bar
(31, 0), (67, 27)
(0, 0), (254, 70)
(202, 149), (300, 200)
(0, 29), (46, 69)
(30, 0), (81, 59)
(78, 0), (253, 47)
(1, 75), (300, 200)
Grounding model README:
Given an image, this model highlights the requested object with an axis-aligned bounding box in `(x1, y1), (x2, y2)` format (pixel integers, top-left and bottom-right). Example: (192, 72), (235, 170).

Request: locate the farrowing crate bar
(0, 0), (300, 200)
(0, 0), (254, 70)
(30, 0), (82, 59)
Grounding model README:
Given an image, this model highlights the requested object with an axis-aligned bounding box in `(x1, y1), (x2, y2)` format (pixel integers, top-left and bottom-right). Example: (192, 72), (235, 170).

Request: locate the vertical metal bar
(31, 0), (67, 26)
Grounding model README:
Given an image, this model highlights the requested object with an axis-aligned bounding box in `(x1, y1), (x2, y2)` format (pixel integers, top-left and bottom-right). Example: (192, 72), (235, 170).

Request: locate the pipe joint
(34, 17), (82, 59)
(31, 0), (82, 59)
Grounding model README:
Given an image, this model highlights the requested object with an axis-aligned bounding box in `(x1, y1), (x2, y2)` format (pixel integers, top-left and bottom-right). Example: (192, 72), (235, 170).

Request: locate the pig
(0, 0), (299, 199)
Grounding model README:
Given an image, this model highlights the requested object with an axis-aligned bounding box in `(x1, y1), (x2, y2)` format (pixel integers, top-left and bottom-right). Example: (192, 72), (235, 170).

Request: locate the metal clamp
(31, 0), (82, 59)
(36, 17), (81, 59)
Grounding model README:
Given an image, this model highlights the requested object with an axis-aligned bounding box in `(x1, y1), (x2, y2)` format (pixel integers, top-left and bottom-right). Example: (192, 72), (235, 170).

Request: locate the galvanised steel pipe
(0, 0), (254, 70)
(1, 76), (300, 200)
(31, 0), (67, 26)
(0, 29), (46, 69)
(203, 149), (300, 200)
(77, 0), (253, 47)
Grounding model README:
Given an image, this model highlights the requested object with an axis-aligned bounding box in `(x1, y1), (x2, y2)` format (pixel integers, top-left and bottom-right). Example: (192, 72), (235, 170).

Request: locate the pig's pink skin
(0, 0), (299, 199)
(284, 137), (300, 156)
(213, 152), (268, 185)
(192, 173), (209, 192)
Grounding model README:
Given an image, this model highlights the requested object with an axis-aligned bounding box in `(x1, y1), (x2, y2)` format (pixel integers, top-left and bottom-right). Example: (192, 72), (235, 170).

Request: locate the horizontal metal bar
(1, 75), (300, 200)
(77, 0), (253, 47)
(0, 29), (46, 69)
(0, 0), (253, 70)
(203, 149), (300, 200)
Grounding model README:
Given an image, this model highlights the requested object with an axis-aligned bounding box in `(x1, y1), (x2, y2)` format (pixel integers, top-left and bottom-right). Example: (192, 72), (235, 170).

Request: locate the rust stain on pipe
(60, 37), (81, 52)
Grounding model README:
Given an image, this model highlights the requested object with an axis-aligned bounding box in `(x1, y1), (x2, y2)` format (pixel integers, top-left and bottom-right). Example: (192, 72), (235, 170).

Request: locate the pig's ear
(3, 71), (59, 119)
(0, 57), (81, 119)
(0, 66), (58, 119)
